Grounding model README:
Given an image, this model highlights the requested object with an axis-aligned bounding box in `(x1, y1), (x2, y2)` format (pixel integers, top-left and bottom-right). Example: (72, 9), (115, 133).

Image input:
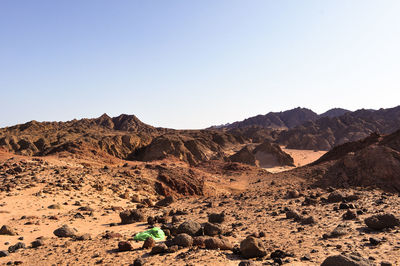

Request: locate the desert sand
(1, 148), (399, 266)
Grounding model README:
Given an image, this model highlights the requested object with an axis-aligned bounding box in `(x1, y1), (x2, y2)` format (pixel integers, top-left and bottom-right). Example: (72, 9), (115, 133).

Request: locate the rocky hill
(213, 106), (400, 151)
(216, 107), (351, 130)
(1, 113), (400, 266)
(278, 106), (400, 150)
(220, 107), (319, 130)
(131, 131), (245, 165)
(319, 108), (350, 118)
(0, 115), (295, 168)
(0, 114), (160, 159)
(229, 141), (294, 168)
(306, 129), (400, 192)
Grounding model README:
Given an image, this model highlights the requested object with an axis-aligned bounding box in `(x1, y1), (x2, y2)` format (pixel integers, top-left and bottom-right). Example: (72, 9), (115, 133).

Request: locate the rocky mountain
(308, 129), (400, 192)
(221, 107), (319, 130)
(0, 114), (160, 159)
(131, 131), (245, 165)
(215, 107), (351, 131)
(278, 106), (400, 150)
(0, 114), (295, 168)
(229, 141), (294, 168)
(319, 108), (350, 118)
(1, 111), (400, 265)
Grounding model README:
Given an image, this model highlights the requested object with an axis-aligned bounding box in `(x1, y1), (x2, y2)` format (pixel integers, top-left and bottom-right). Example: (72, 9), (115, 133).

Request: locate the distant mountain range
(213, 106), (400, 150)
(278, 106), (400, 150)
(211, 107), (350, 130)
(1, 105), (400, 165)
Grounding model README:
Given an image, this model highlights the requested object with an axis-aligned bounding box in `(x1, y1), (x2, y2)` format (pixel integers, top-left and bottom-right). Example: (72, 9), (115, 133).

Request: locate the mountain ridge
(210, 107), (350, 130)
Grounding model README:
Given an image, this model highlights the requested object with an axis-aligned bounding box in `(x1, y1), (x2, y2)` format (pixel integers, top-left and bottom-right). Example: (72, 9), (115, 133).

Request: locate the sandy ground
(265, 148), (326, 173)
(1, 151), (399, 266)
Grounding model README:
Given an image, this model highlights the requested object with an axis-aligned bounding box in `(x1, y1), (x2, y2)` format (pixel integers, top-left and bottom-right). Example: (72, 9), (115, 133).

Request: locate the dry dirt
(1, 149), (399, 266)
(264, 148), (326, 173)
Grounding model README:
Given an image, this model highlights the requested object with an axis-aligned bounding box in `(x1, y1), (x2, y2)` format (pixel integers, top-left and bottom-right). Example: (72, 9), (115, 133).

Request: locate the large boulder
(323, 223), (350, 239)
(240, 236), (267, 258)
(173, 233), (193, 247)
(177, 220), (202, 236)
(119, 209), (146, 224)
(53, 225), (77, 238)
(150, 243), (168, 255)
(285, 208), (301, 220)
(0, 225), (17, 236)
(142, 237), (156, 249)
(364, 213), (400, 230)
(204, 237), (233, 250)
(155, 196), (174, 207)
(118, 241), (133, 252)
(208, 212), (225, 224)
(327, 191), (344, 203)
(8, 242), (26, 253)
(321, 254), (373, 266)
(204, 222), (223, 236)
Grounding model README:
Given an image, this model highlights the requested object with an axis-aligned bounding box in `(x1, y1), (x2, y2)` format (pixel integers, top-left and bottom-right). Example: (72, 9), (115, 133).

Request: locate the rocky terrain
(215, 107), (321, 130)
(0, 113), (399, 266)
(309, 129), (400, 193)
(0, 115), (294, 169)
(278, 106), (400, 150)
(214, 106), (400, 151)
(0, 114), (159, 159)
(229, 142), (294, 168)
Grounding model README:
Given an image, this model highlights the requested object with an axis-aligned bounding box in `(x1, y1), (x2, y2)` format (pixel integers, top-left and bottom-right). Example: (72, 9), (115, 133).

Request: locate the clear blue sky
(1, 1), (399, 129)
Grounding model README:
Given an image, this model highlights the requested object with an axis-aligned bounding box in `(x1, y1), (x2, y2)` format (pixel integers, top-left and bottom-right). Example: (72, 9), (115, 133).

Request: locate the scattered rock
(120, 209), (146, 224)
(31, 239), (44, 248)
(133, 258), (145, 266)
(173, 233), (193, 247)
(75, 233), (91, 241)
(171, 216), (180, 224)
(150, 243), (168, 255)
(8, 242), (25, 253)
(364, 213), (400, 230)
(143, 237), (156, 249)
(193, 236), (208, 248)
(343, 210), (357, 220)
(0, 225), (17, 236)
(323, 224), (349, 239)
(0, 250), (9, 257)
(177, 220), (202, 236)
(271, 249), (292, 259)
(238, 261), (257, 266)
(103, 232), (122, 239)
(285, 209), (301, 220)
(369, 237), (381, 246)
(156, 196), (174, 207)
(203, 222), (222, 236)
(287, 189), (300, 198)
(321, 254), (373, 266)
(131, 194), (142, 203)
(78, 206), (94, 212)
(327, 192), (344, 203)
(208, 212), (225, 224)
(300, 216), (316, 225)
(53, 225), (77, 238)
(74, 213), (85, 219)
(204, 237), (233, 250)
(167, 245), (179, 253)
(118, 241), (133, 252)
(240, 236), (266, 258)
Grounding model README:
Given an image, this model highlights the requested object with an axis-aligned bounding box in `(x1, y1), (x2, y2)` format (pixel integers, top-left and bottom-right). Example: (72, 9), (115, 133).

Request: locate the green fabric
(133, 227), (165, 241)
